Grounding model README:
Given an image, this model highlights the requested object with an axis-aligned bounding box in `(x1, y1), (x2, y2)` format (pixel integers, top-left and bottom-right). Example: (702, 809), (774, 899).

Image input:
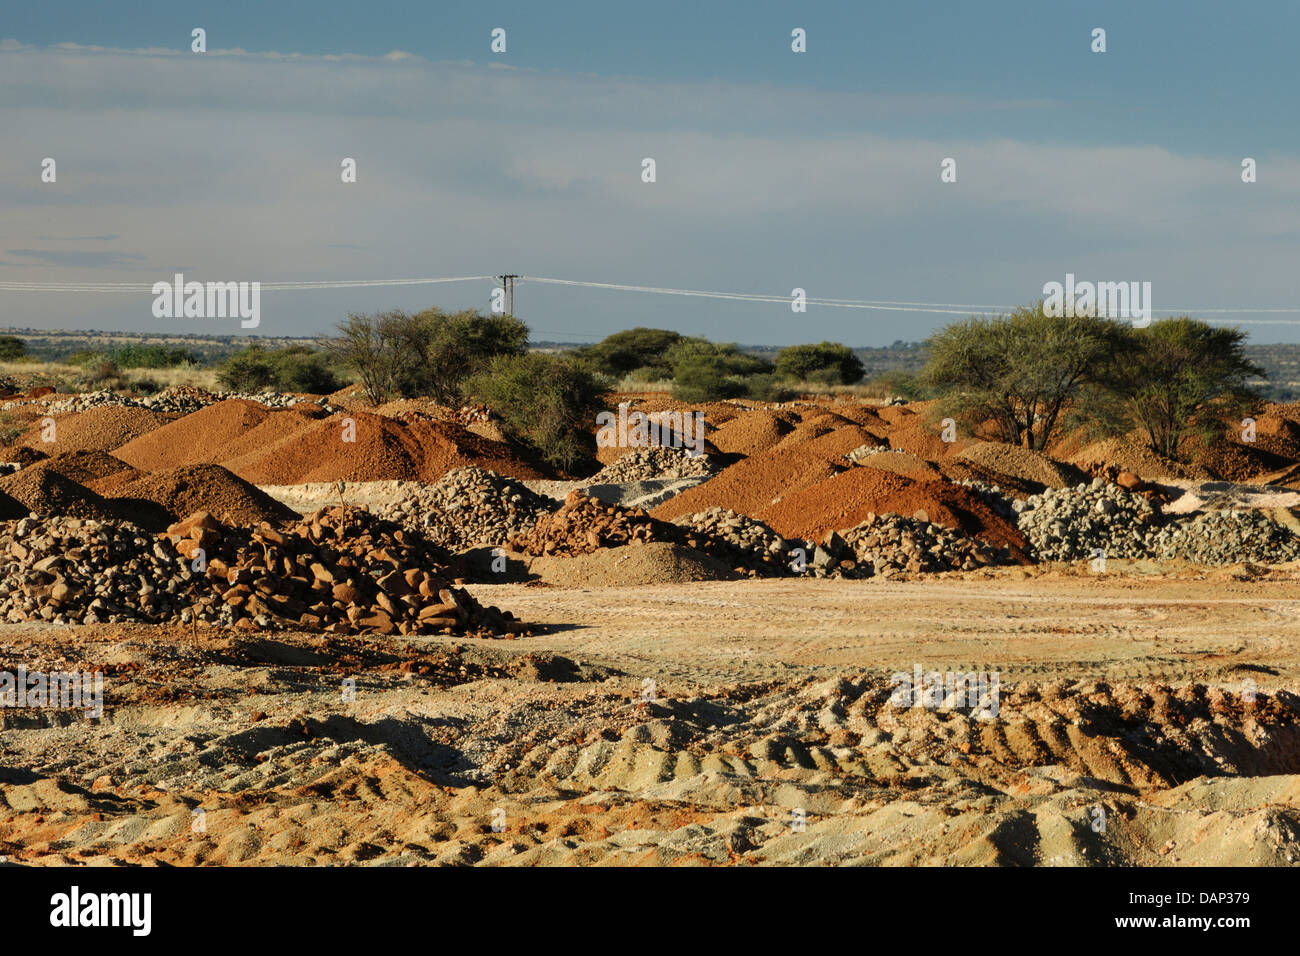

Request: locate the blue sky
(3, 1), (1299, 343)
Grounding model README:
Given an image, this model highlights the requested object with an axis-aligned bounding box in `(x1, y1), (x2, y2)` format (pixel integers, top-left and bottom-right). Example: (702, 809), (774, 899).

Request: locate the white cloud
(0, 42), (1297, 340)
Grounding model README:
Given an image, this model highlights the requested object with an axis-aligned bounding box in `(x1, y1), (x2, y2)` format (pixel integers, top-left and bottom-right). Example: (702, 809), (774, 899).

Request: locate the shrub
(464, 354), (605, 472)
(667, 338), (771, 402)
(218, 346), (278, 392)
(0, 336), (25, 361)
(774, 342), (864, 385)
(575, 328), (683, 378)
(219, 344), (341, 394)
(329, 309), (527, 405)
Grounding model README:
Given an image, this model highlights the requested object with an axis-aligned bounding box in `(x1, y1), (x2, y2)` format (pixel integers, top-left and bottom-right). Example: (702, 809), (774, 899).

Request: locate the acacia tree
(921, 303), (1124, 450)
(774, 341), (865, 385)
(1098, 317), (1262, 458)
(328, 310), (406, 404)
(329, 308), (528, 405)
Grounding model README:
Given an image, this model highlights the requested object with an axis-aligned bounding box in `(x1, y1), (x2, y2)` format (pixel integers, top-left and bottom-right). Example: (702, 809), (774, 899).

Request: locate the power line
(1, 272), (1299, 323)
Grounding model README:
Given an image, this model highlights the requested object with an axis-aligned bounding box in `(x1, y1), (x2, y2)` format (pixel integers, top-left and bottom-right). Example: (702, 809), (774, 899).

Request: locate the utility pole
(496, 274), (520, 316)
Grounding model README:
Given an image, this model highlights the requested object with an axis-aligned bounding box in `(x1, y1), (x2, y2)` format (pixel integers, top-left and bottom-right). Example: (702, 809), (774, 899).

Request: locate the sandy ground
(4, 568), (1300, 867)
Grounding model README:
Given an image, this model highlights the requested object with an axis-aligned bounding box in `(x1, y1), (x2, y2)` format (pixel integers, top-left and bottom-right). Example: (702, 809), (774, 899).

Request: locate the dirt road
(3, 568), (1300, 867)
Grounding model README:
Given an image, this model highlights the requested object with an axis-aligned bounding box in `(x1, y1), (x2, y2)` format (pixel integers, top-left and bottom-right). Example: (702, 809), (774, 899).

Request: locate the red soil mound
(709, 410), (796, 457)
(113, 399), (293, 470)
(115, 400), (544, 484)
(652, 422), (888, 522)
(16, 406), (173, 455)
(90, 464), (297, 529)
(755, 468), (1027, 552)
(226, 411), (543, 484)
(32, 450), (136, 485)
(880, 402), (970, 459)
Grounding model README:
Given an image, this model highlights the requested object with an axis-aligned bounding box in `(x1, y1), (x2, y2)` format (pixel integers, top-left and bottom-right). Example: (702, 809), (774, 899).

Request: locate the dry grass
(0, 359), (219, 393)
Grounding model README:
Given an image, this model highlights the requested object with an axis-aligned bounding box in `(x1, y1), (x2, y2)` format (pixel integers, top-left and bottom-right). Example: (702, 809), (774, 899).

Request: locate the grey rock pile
(592, 447), (718, 483)
(1014, 479), (1157, 560)
(376, 467), (556, 551)
(846, 443), (891, 464)
(836, 513), (1012, 578)
(19, 388), (337, 416)
(1147, 510), (1300, 564)
(1015, 478), (1300, 565)
(673, 507), (800, 576)
(952, 478), (1016, 519)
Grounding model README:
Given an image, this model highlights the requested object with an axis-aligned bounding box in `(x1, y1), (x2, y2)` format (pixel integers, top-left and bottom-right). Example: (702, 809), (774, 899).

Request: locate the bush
(329, 309), (527, 405)
(218, 344), (340, 394)
(0, 336), (25, 361)
(865, 369), (927, 401)
(464, 354), (605, 472)
(743, 373), (799, 402)
(397, 309), (529, 404)
(108, 344), (200, 368)
(774, 342), (864, 385)
(575, 328), (683, 378)
(218, 346), (277, 391)
(667, 338), (771, 402)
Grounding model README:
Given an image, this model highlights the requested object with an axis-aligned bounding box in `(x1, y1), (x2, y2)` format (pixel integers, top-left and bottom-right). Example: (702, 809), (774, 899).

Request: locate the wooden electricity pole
(496, 274), (520, 316)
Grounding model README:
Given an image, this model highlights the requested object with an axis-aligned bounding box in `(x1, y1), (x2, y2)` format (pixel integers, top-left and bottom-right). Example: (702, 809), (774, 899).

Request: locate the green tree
(464, 353), (604, 472)
(667, 338), (771, 402)
(774, 341), (865, 385)
(327, 311), (407, 404)
(218, 344), (277, 391)
(922, 303), (1124, 450)
(396, 309), (529, 404)
(0, 336), (26, 361)
(1096, 317), (1263, 459)
(575, 328), (683, 378)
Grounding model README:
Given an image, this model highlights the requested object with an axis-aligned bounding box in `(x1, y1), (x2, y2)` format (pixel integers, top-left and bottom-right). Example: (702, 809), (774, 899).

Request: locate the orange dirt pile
(16, 406), (174, 454)
(225, 412), (543, 484)
(89, 464), (298, 530)
(755, 468), (1027, 552)
(32, 449), (137, 486)
(113, 399), (320, 471)
(114, 399), (545, 484)
(880, 402), (970, 459)
(0, 463), (120, 520)
(709, 410), (796, 457)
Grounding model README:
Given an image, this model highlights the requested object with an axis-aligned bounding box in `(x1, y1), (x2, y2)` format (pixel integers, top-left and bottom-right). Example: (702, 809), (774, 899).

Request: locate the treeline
(570, 327), (865, 401)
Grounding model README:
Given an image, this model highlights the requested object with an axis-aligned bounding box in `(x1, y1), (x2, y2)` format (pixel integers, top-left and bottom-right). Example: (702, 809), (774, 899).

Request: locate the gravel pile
(845, 443), (891, 463)
(591, 447), (718, 483)
(507, 490), (674, 556)
(1014, 479), (1158, 560)
(164, 508), (526, 636)
(952, 478), (1017, 519)
(26, 387), (338, 415)
(375, 467), (556, 551)
(1014, 478), (1300, 565)
(672, 507), (799, 576)
(836, 513), (1013, 578)
(1147, 510), (1300, 564)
